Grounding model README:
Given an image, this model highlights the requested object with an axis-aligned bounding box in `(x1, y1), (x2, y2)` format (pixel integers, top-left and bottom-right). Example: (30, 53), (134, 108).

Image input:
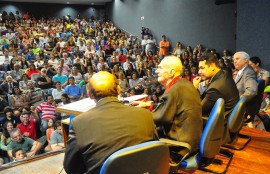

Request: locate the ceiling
(1, 0), (112, 5)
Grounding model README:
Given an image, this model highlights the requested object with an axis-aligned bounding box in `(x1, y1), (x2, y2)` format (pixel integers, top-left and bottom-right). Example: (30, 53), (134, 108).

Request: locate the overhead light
(91, 2), (94, 5)
(67, 1), (70, 4)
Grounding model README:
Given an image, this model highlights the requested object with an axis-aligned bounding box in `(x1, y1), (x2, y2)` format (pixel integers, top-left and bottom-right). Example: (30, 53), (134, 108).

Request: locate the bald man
(64, 71), (157, 174)
(153, 56), (202, 159)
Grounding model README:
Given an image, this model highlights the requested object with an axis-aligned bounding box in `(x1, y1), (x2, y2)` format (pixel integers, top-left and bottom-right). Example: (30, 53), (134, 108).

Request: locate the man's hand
(193, 76), (202, 89)
(23, 132), (30, 137)
(26, 151), (35, 158)
(131, 101), (153, 108)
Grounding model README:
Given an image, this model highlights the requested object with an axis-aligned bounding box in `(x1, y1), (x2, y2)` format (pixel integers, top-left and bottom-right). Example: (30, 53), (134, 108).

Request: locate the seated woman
(111, 64), (121, 79)
(27, 64), (40, 79)
(0, 121), (13, 163)
(249, 56), (270, 86)
(118, 72), (130, 96)
(45, 118), (55, 152)
(69, 67), (83, 85)
(10, 86), (29, 110)
(84, 66), (96, 84)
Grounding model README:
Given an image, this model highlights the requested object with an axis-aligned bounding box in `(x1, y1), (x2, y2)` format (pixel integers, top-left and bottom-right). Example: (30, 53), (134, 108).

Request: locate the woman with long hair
(10, 86), (29, 110)
(0, 121), (13, 152)
(19, 55), (29, 69)
(45, 118), (55, 152)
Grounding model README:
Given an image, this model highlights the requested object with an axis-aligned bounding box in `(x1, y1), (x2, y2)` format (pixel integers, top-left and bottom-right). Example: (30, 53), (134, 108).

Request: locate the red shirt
(118, 54), (127, 63)
(27, 69), (40, 78)
(17, 120), (36, 140)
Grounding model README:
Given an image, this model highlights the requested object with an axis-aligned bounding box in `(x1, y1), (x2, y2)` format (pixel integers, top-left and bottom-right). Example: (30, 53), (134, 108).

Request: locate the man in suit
(193, 53), (239, 119)
(64, 71), (157, 174)
(233, 51), (258, 122)
(152, 56), (202, 161)
(0, 75), (19, 96)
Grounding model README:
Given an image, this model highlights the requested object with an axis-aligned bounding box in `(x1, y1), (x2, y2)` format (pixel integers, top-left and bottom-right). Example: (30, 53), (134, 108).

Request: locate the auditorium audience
(0, 10), (269, 167)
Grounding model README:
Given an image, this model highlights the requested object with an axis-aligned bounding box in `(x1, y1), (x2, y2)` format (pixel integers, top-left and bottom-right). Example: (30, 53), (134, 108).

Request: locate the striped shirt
(35, 102), (56, 121)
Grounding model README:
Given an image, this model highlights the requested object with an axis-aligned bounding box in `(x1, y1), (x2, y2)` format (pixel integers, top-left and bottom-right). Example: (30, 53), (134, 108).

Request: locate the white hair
(237, 51), (250, 60)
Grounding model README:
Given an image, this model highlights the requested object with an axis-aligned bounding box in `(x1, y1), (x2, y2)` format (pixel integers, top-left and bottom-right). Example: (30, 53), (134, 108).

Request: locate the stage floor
(195, 126), (270, 174)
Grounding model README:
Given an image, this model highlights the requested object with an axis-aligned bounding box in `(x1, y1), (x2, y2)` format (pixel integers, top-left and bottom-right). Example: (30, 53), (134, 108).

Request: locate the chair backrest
(200, 98), (225, 159)
(99, 141), (170, 174)
(228, 96), (247, 133)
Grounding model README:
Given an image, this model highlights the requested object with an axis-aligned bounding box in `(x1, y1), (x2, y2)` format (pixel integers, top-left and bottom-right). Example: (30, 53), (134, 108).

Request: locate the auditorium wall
(107, 0), (236, 54)
(0, 2), (105, 19)
(236, 0), (270, 69)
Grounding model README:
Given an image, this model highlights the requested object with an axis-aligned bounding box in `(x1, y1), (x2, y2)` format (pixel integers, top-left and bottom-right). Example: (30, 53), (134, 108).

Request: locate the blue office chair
(100, 141), (170, 174)
(170, 98), (232, 174)
(222, 96), (251, 150)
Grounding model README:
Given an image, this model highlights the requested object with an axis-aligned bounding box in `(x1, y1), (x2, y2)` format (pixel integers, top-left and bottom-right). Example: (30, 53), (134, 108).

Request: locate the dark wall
(0, 2), (105, 19)
(107, 0), (236, 54)
(236, 0), (270, 69)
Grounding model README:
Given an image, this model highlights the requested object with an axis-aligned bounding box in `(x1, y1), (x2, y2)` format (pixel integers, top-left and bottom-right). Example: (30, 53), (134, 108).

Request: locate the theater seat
(163, 98), (232, 173)
(222, 96), (251, 150)
(99, 141), (170, 174)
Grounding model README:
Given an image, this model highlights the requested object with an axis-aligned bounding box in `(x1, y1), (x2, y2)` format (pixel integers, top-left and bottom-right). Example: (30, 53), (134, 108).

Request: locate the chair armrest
(159, 138), (192, 152)
(159, 138), (192, 171)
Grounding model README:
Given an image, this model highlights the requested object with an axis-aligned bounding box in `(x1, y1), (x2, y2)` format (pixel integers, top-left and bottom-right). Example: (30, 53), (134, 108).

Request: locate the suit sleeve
(201, 88), (222, 116)
(63, 128), (87, 174)
(152, 92), (177, 126)
(243, 69), (258, 102)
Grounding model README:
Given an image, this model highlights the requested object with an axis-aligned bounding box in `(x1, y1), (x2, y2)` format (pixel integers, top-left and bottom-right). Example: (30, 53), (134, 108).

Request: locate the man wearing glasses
(7, 128), (42, 159)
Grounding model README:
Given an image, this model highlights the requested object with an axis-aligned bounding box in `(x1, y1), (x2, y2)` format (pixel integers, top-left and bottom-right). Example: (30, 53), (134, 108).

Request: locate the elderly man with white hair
(233, 51), (258, 124)
(233, 51), (258, 102)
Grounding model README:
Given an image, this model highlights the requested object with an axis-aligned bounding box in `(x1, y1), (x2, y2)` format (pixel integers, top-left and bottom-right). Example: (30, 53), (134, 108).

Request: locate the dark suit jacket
(201, 70), (239, 119)
(64, 97), (157, 174)
(0, 81), (19, 95)
(152, 78), (202, 154)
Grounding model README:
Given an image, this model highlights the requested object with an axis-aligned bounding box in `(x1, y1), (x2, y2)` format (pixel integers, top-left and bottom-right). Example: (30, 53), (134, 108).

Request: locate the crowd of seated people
(0, 10), (269, 166)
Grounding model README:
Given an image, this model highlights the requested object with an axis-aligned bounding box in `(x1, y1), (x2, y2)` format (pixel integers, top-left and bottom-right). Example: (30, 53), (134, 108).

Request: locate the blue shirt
(52, 74), (68, 84)
(65, 84), (82, 98)
(26, 53), (36, 61)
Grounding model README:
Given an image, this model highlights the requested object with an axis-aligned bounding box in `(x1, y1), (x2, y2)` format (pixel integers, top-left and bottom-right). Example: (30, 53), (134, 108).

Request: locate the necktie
(235, 73), (240, 82)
